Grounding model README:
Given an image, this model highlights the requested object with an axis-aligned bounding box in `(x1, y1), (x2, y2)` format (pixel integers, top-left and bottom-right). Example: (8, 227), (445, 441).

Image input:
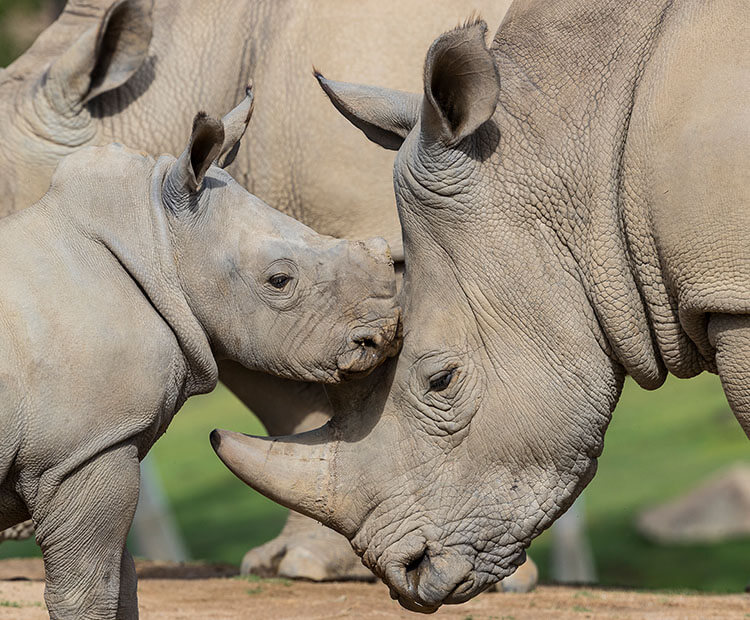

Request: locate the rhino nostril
(351, 328), (386, 352)
(356, 337), (378, 350)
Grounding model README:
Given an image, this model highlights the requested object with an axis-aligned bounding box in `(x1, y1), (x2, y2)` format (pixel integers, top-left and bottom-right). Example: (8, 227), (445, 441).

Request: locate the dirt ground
(1, 559), (748, 619)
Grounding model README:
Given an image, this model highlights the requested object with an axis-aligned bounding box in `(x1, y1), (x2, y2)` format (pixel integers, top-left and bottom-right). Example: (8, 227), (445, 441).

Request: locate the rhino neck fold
(75, 155), (218, 398)
(491, 0), (680, 389)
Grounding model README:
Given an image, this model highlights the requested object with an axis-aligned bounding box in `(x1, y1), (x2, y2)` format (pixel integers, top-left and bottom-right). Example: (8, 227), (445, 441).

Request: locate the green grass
(0, 0), (47, 67)
(529, 373), (750, 592)
(145, 386), (288, 565)
(0, 600), (22, 608)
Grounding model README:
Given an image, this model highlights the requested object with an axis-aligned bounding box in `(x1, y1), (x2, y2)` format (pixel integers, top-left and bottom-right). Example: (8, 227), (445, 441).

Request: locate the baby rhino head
(160, 91), (400, 383)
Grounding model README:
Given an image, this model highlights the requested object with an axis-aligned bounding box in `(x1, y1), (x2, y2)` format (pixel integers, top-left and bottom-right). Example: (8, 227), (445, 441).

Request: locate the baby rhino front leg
(32, 442), (141, 620)
(709, 313), (750, 438)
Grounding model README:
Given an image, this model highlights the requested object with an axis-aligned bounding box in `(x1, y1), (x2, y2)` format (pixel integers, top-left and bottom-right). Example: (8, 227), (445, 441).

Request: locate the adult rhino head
(212, 7), (702, 610)
(0, 0), (153, 215)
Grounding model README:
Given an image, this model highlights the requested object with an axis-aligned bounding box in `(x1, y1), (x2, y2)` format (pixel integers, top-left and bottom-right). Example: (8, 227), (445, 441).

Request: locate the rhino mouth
(380, 545), (479, 614)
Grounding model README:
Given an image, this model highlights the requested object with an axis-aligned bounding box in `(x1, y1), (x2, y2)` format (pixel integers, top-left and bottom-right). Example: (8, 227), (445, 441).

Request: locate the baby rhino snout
(361, 235), (392, 262)
(336, 312), (401, 377)
(353, 236), (395, 275)
(331, 236), (401, 378)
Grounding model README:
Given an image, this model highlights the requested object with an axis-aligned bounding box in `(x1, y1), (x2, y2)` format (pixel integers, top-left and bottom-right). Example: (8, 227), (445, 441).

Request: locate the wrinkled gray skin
(0, 0), (514, 579)
(0, 100), (399, 618)
(214, 0), (750, 612)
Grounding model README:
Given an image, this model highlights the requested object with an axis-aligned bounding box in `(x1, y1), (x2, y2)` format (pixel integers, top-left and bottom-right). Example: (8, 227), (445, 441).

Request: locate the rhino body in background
(0, 95), (399, 618)
(214, 0), (750, 611)
(0, 0), (514, 579)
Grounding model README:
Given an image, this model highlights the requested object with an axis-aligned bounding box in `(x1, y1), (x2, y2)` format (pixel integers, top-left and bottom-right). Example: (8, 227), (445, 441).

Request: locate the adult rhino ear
(42, 0), (153, 114)
(165, 113), (225, 200)
(421, 19), (500, 146)
(217, 83), (255, 169)
(315, 71), (421, 151)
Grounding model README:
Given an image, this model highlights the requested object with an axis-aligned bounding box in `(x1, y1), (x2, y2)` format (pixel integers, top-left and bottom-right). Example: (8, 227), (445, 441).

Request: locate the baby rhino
(0, 92), (399, 619)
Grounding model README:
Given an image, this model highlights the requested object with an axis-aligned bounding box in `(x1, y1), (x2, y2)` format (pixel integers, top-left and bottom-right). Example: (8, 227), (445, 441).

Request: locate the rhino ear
(42, 0), (153, 113)
(217, 83), (255, 169)
(421, 20), (499, 145)
(315, 72), (421, 151)
(166, 113), (225, 199)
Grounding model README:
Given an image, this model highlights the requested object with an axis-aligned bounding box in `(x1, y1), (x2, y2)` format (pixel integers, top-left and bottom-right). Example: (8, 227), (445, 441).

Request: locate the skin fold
(0, 99), (399, 618)
(0, 0), (520, 579)
(213, 0), (750, 612)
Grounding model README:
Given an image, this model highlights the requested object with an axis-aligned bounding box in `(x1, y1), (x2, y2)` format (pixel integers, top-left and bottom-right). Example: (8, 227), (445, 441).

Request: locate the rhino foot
(241, 511), (374, 581)
(490, 555), (539, 593)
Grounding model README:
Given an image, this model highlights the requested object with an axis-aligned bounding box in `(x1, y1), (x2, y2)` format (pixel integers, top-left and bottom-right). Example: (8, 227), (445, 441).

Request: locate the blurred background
(2, 0), (749, 593)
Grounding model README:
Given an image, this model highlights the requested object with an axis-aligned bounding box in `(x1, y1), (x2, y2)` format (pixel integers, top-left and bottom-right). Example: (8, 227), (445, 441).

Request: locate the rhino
(0, 0), (518, 580)
(0, 93), (400, 618)
(212, 0), (750, 611)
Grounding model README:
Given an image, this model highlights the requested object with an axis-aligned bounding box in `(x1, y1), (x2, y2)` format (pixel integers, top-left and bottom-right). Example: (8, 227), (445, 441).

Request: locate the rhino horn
(217, 82), (255, 169)
(210, 425), (351, 532)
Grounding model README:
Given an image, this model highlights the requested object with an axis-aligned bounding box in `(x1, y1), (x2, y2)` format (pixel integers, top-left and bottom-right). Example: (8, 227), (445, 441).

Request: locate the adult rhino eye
(268, 274), (291, 289)
(429, 368), (456, 392)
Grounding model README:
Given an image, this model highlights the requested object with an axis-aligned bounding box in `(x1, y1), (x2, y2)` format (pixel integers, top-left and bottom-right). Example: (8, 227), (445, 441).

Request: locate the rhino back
(232, 0), (512, 248)
(83, 0), (510, 249)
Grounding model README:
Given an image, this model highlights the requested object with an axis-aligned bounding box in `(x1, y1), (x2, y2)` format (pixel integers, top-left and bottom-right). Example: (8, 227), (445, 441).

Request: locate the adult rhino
(213, 0), (750, 611)
(0, 0), (516, 580)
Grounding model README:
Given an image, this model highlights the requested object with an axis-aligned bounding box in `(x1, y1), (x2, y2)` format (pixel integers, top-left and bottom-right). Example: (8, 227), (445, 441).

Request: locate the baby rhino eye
(429, 368), (456, 392)
(268, 273), (291, 289)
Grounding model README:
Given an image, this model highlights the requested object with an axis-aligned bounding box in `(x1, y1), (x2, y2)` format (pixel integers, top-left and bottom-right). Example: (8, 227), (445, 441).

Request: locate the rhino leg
(491, 555), (539, 593)
(709, 313), (750, 438)
(218, 361), (370, 580)
(241, 509), (374, 581)
(33, 442), (140, 620)
(118, 548), (139, 619)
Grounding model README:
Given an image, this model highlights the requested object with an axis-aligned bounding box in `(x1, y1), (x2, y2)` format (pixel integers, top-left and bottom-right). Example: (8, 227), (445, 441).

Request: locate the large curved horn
(210, 424), (348, 531)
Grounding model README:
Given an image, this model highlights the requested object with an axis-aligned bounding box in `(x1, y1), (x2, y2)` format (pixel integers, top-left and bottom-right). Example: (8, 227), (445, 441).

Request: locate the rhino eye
(429, 368), (456, 392)
(268, 274), (291, 289)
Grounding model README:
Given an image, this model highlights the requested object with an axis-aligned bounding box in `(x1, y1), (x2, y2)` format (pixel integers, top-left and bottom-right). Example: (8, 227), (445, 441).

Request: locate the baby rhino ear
(168, 113), (225, 196)
(217, 83), (255, 169)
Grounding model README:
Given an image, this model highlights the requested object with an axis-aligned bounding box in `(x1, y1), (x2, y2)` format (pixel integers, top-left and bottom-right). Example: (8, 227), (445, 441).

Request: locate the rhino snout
(385, 545), (475, 613)
(336, 315), (401, 377)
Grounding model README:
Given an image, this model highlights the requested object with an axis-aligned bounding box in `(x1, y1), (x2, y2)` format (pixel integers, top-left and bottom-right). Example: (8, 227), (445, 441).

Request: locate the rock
(637, 463), (750, 544)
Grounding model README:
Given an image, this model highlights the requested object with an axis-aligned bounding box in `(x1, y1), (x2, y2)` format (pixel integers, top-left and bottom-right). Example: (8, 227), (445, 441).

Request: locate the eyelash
(429, 368), (456, 392)
(268, 274), (291, 289)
